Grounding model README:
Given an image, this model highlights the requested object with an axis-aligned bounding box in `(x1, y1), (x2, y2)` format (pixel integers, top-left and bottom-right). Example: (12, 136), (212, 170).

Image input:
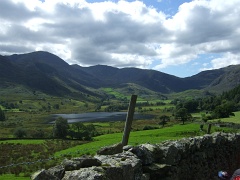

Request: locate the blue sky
(0, 0), (240, 77)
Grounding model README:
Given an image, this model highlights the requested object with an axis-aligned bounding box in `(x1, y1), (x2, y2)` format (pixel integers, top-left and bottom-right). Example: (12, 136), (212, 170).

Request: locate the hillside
(2, 51), (102, 97)
(75, 65), (189, 93)
(1, 51), (240, 97)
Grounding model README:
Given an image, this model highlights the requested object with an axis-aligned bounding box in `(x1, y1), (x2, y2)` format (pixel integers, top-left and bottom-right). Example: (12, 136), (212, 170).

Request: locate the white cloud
(211, 53), (240, 69)
(0, 0), (240, 76)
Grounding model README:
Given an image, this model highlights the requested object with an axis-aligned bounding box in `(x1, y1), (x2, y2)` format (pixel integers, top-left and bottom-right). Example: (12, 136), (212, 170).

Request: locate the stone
(63, 167), (106, 180)
(141, 173), (150, 180)
(130, 143), (163, 165)
(142, 163), (174, 180)
(95, 151), (142, 180)
(48, 165), (65, 179)
(97, 143), (123, 155)
(31, 132), (240, 180)
(123, 145), (134, 151)
(62, 156), (101, 171)
(31, 169), (59, 180)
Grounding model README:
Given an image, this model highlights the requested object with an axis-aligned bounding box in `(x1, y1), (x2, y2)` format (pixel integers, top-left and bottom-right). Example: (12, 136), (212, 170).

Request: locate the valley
(1, 51), (240, 179)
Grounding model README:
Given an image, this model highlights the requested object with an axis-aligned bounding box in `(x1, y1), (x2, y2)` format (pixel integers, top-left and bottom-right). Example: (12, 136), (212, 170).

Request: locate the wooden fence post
(207, 124), (212, 134)
(122, 95), (137, 146)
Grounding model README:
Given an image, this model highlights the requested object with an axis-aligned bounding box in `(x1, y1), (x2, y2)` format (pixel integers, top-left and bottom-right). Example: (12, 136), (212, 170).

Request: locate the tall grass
(1, 140), (45, 145)
(0, 174), (29, 180)
(54, 123), (204, 157)
(213, 111), (240, 123)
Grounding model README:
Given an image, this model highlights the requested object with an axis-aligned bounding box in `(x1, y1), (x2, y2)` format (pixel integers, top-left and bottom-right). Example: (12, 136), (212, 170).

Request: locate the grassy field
(212, 111), (240, 123)
(54, 122), (232, 157)
(0, 118), (238, 179)
(0, 139), (45, 145)
(101, 88), (130, 100)
(0, 139), (86, 179)
(0, 174), (29, 180)
(1, 86), (240, 179)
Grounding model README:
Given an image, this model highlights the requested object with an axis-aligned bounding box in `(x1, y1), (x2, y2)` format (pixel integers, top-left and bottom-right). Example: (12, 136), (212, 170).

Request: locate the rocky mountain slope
(1, 51), (240, 97)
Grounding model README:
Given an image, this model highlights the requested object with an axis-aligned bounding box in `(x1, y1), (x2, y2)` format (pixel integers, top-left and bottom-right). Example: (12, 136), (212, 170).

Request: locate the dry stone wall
(31, 132), (240, 180)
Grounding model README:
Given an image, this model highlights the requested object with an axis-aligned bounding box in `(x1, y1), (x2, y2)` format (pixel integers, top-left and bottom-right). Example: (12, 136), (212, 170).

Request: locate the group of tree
(13, 128), (45, 138)
(0, 108), (5, 121)
(175, 108), (192, 124)
(172, 84), (240, 123)
(0, 101), (18, 110)
(159, 115), (170, 127)
(104, 104), (129, 112)
(14, 128), (27, 138)
(53, 117), (98, 140)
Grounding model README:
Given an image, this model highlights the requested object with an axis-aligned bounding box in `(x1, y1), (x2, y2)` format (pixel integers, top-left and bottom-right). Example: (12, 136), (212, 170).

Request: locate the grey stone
(31, 169), (59, 180)
(130, 143), (162, 165)
(62, 156), (101, 171)
(48, 165), (65, 179)
(95, 151), (142, 180)
(31, 132), (240, 180)
(63, 167), (107, 180)
(142, 163), (174, 180)
(97, 143), (123, 155)
(141, 173), (150, 180)
(123, 145), (134, 151)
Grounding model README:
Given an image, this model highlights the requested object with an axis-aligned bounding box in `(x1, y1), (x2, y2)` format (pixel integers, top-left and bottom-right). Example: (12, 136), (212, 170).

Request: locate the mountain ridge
(1, 51), (240, 97)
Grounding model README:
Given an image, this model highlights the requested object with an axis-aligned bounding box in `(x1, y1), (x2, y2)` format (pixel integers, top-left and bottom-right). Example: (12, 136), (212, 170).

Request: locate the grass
(0, 139), (86, 178)
(1, 139), (45, 145)
(54, 123), (206, 157)
(55, 120), (238, 158)
(101, 88), (129, 99)
(1, 86), (240, 179)
(0, 120), (237, 179)
(215, 111), (240, 123)
(0, 174), (29, 180)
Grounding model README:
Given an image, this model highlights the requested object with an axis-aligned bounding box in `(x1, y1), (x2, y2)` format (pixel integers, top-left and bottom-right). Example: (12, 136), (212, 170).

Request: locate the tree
(72, 122), (86, 140)
(175, 108), (190, 125)
(53, 104), (60, 109)
(212, 102), (235, 119)
(0, 108), (6, 121)
(53, 117), (69, 139)
(183, 99), (199, 113)
(159, 115), (170, 127)
(72, 122), (86, 133)
(14, 128), (27, 138)
(31, 128), (45, 138)
(86, 124), (98, 137)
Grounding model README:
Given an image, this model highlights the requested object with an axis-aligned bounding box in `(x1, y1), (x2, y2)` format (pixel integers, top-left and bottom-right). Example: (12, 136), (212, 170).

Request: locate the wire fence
(0, 157), (54, 169)
(0, 147), (99, 170)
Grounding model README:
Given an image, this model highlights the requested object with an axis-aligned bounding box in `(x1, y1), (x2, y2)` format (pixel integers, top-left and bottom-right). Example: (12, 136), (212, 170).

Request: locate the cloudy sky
(0, 0), (240, 77)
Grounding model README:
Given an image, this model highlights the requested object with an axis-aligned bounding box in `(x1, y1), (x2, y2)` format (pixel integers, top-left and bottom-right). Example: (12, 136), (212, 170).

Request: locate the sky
(0, 0), (240, 77)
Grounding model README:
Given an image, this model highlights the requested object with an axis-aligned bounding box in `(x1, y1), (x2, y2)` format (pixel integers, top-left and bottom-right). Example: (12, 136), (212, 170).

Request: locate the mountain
(2, 51), (102, 97)
(76, 64), (240, 93)
(76, 65), (190, 93)
(207, 65), (240, 92)
(0, 55), (23, 84)
(1, 51), (240, 97)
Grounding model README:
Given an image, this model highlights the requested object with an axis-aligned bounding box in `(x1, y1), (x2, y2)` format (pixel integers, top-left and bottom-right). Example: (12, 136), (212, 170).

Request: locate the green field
(1, 85), (240, 179)
(0, 174), (29, 180)
(54, 122), (231, 157)
(1, 139), (45, 145)
(212, 111), (240, 123)
(0, 118), (238, 179)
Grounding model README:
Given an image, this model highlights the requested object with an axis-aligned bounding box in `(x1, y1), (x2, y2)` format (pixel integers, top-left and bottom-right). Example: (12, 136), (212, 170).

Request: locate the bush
(0, 108), (6, 121)
(143, 126), (158, 130)
(14, 128), (27, 138)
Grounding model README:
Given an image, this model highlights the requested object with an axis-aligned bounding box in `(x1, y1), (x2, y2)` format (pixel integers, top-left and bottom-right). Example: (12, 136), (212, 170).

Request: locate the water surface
(52, 112), (153, 123)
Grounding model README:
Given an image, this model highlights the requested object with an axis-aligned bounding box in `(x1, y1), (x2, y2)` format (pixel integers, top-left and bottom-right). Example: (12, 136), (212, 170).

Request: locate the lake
(51, 112), (154, 123)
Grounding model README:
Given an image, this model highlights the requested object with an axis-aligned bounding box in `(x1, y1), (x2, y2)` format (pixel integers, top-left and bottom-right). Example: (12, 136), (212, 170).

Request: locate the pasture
(0, 121), (236, 179)
(1, 87), (240, 179)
